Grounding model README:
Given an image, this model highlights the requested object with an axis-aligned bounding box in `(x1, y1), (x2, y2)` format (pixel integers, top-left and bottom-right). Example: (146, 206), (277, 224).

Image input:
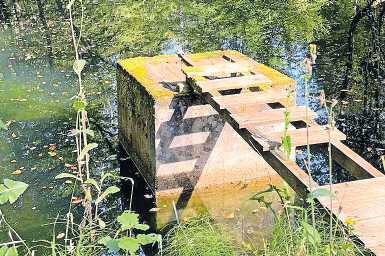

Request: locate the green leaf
(135, 223), (150, 231)
(117, 211), (139, 231)
(99, 236), (120, 253)
(73, 59), (86, 75)
(250, 185), (274, 200)
(84, 129), (95, 137)
(301, 221), (321, 248)
(97, 217), (106, 229)
(137, 234), (160, 245)
(5, 247), (17, 256)
(78, 143), (98, 161)
(72, 99), (87, 112)
(95, 186), (120, 204)
(118, 237), (140, 254)
(98, 235), (111, 245)
(282, 135), (292, 159)
(84, 178), (100, 192)
(100, 172), (117, 184)
(307, 188), (334, 203)
(0, 246), (8, 256)
(0, 120), (7, 130)
(55, 173), (81, 182)
(0, 179), (28, 205)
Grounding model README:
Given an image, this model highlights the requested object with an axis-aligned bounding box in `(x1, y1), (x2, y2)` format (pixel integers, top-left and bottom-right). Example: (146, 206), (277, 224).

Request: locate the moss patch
(255, 64), (296, 88)
(188, 50), (224, 61)
(118, 56), (176, 99)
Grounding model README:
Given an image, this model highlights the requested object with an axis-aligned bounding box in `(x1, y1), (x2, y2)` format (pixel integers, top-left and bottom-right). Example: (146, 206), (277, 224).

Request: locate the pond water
(1, 0), (384, 253)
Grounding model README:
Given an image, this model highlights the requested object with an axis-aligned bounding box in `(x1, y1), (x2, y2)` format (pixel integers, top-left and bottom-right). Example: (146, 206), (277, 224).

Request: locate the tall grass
(163, 216), (241, 256)
(258, 206), (365, 256)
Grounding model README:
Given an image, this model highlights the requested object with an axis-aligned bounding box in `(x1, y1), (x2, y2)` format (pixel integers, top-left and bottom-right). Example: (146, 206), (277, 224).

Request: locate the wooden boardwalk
(179, 51), (385, 255)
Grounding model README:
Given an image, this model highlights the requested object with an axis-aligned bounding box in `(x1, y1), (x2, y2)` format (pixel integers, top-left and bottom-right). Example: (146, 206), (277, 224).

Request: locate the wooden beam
(331, 140), (384, 179)
(233, 106), (317, 128)
(257, 125), (346, 147)
(195, 75), (272, 93)
(213, 89), (288, 109)
(182, 61), (256, 78)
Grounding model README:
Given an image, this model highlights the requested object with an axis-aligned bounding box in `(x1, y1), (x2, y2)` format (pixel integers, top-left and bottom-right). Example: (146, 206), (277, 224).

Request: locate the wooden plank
(195, 75), (272, 93)
(227, 102), (273, 114)
(318, 177), (385, 256)
(250, 125), (346, 147)
(331, 140), (384, 179)
(213, 89), (288, 109)
(182, 61), (256, 78)
(232, 106), (317, 128)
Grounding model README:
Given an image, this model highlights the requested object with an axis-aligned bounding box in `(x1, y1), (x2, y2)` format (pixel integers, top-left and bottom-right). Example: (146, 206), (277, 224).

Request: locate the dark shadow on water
(296, 144), (357, 185)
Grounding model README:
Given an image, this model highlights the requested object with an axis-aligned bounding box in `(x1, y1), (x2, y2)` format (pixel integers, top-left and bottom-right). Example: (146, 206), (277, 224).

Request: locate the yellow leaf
(48, 151), (57, 157)
(11, 169), (22, 175)
(56, 233), (65, 239)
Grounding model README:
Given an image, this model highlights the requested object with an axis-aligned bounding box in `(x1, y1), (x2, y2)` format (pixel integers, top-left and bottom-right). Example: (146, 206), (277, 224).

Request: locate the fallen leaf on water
(48, 151), (57, 157)
(71, 197), (82, 204)
(56, 233), (65, 239)
(65, 163), (77, 170)
(10, 160), (16, 163)
(11, 169), (22, 175)
(49, 144), (56, 151)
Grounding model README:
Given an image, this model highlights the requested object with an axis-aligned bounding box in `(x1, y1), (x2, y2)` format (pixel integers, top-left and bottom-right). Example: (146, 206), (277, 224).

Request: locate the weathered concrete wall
(117, 67), (156, 185)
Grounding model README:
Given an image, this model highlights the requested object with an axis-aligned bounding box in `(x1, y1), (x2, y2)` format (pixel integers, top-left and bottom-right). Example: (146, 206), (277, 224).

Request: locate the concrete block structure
(117, 50), (295, 195)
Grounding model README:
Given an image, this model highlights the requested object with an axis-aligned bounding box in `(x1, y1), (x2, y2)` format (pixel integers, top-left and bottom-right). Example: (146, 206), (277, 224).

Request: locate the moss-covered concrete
(118, 56), (176, 99)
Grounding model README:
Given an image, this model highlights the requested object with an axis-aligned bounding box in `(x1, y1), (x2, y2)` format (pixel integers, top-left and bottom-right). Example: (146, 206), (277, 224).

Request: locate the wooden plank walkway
(179, 51), (385, 255)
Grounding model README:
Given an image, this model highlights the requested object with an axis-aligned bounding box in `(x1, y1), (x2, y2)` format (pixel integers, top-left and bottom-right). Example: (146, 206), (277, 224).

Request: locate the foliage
(0, 120), (7, 130)
(0, 179), (28, 205)
(98, 211), (161, 255)
(82, 0), (330, 63)
(254, 186), (365, 256)
(163, 216), (239, 256)
(281, 90), (294, 159)
(282, 110), (292, 159)
(0, 246), (18, 256)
